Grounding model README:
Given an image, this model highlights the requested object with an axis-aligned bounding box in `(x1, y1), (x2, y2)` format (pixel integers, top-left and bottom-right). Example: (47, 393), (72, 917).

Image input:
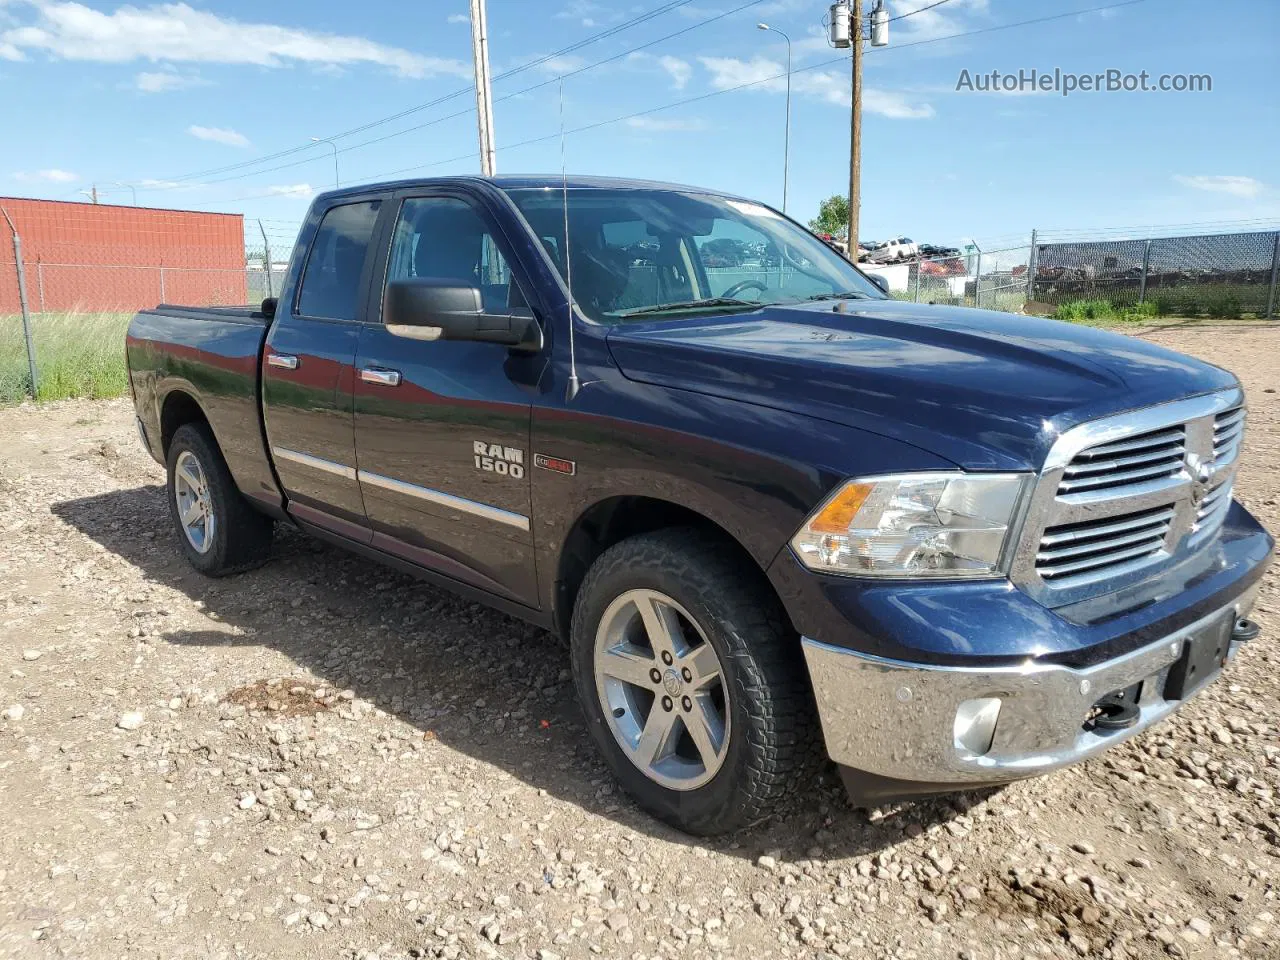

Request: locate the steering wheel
(721, 278), (767, 300)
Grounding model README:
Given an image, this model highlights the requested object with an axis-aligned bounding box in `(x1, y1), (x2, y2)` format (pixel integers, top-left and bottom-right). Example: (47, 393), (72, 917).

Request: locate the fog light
(953, 697), (1002, 756)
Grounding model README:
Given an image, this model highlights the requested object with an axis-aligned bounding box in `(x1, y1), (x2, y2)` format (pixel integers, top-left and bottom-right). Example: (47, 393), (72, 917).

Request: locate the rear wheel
(570, 528), (815, 835)
(166, 422), (273, 576)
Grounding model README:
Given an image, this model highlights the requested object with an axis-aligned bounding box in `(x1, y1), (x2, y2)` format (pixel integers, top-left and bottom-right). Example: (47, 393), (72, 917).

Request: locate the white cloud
(657, 55), (691, 90)
(626, 116), (705, 132)
(887, 0), (991, 44)
(1173, 175), (1266, 199)
(446, 13), (468, 24)
(135, 68), (200, 92)
(267, 184), (314, 199)
(13, 168), (78, 182)
(0, 1), (468, 78)
(188, 124), (250, 148)
(698, 56), (934, 118)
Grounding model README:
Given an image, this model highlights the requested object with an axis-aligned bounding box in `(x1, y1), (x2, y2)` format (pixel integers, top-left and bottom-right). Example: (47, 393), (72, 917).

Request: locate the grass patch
(1053, 298), (1161, 324)
(0, 311), (132, 404)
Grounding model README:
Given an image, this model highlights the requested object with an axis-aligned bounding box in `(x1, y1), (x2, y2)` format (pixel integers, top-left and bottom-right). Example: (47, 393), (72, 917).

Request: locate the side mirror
(384, 278), (541, 352)
(867, 273), (891, 295)
(260, 297), (278, 319)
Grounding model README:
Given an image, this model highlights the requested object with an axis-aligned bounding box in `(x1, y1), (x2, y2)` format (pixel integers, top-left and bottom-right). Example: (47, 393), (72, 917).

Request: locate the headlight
(791, 473), (1027, 578)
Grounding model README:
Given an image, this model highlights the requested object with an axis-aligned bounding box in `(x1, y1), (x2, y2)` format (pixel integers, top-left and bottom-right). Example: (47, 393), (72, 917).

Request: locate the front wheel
(166, 422), (274, 576)
(570, 528), (816, 835)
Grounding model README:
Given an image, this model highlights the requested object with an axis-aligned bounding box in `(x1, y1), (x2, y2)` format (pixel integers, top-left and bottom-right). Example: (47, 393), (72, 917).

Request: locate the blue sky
(1, 0), (1276, 249)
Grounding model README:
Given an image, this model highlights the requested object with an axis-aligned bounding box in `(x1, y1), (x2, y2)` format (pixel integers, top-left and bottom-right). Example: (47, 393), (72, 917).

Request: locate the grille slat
(1074, 427), (1184, 459)
(1055, 425), (1185, 496)
(1062, 444), (1186, 477)
(1038, 538), (1168, 580)
(1213, 407), (1245, 464)
(1036, 506), (1174, 581)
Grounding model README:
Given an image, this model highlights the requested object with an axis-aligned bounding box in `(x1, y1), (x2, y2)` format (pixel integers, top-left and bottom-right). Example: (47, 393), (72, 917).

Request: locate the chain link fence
(1028, 230), (1279, 318)
(2, 206), (302, 402)
(864, 244), (1032, 312)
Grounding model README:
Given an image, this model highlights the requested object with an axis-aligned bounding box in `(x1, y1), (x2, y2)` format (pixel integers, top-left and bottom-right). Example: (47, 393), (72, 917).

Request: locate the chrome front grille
(1213, 406), (1245, 465)
(1013, 389), (1245, 606)
(1037, 506), (1175, 581)
(1056, 425), (1185, 496)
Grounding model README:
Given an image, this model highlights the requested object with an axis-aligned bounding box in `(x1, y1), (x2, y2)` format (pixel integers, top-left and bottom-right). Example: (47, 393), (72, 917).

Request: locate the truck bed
(126, 303), (283, 514)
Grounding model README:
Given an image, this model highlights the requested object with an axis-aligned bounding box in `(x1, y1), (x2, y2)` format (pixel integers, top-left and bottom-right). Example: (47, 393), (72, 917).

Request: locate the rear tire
(570, 528), (816, 835)
(166, 422), (273, 576)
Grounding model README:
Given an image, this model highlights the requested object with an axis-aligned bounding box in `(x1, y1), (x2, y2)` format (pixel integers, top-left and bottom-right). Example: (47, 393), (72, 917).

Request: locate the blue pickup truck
(126, 176), (1271, 835)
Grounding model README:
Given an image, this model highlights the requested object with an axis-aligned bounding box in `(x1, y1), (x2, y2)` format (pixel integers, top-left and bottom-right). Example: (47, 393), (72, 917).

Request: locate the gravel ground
(1, 324), (1277, 960)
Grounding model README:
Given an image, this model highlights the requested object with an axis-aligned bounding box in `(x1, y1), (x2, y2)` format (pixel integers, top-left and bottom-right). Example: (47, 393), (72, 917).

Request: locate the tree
(809, 195), (850, 240)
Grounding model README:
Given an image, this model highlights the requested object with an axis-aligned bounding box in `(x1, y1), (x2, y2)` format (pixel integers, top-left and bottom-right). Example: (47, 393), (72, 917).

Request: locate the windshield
(503, 187), (886, 321)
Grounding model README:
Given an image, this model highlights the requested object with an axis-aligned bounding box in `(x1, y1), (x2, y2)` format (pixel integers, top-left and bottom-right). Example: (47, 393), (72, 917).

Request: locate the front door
(262, 197), (382, 539)
(353, 193), (543, 605)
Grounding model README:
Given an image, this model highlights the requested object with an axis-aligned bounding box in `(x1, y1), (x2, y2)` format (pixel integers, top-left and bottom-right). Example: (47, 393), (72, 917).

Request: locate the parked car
(919, 243), (961, 259)
(126, 175), (1271, 836)
(868, 236), (919, 263)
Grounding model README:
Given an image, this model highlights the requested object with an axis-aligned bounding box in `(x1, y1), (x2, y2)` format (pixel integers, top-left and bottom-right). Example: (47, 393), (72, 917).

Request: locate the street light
(756, 22), (792, 214)
(311, 137), (339, 189)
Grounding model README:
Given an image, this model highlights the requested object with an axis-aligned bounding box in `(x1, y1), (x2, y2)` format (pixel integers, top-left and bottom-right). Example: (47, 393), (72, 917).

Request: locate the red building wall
(0, 197), (246, 313)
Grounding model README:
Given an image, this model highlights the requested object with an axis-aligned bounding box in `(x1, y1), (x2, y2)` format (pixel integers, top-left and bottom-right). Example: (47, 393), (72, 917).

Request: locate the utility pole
(847, 0), (861, 251)
(469, 0), (497, 176)
(79, 186), (99, 204)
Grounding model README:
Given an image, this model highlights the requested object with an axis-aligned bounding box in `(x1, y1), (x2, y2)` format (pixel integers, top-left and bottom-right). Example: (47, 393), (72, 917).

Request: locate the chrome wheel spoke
(598, 644), (658, 688)
(632, 703), (679, 770)
(634, 593), (685, 661)
(683, 642), (721, 689)
(174, 451), (215, 555)
(684, 694), (726, 768)
(178, 463), (203, 494)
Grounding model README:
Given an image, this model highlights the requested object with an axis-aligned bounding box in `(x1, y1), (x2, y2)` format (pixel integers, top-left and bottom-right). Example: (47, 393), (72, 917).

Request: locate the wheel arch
(159, 388), (210, 458)
(551, 494), (793, 643)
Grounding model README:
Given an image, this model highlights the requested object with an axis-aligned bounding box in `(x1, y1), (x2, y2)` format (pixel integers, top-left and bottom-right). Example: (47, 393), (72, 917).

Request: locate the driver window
(385, 197), (524, 317)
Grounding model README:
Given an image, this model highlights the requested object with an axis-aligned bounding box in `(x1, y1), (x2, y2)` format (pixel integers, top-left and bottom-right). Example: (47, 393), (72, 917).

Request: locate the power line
(886, 0), (957, 24)
(144, 0), (771, 194)
(142, 0), (704, 187)
(199, 0), (1155, 209)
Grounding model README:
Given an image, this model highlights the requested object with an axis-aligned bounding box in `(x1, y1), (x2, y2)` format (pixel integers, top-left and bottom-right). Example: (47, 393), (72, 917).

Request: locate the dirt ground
(1, 324), (1277, 960)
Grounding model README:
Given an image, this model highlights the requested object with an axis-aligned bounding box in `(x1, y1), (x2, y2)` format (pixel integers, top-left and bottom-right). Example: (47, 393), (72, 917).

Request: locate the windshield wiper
(612, 297), (765, 318)
(806, 291), (872, 301)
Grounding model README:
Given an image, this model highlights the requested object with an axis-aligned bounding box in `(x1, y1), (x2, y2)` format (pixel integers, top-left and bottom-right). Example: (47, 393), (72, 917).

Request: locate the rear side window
(297, 200), (381, 320)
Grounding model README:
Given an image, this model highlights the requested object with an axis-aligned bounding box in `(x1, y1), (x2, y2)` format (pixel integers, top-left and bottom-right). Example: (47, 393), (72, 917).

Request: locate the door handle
(360, 367), (402, 387)
(267, 353), (299, 370)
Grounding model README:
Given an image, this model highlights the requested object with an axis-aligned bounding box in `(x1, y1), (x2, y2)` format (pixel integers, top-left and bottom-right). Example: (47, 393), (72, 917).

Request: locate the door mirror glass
(384, 278), (540, 350)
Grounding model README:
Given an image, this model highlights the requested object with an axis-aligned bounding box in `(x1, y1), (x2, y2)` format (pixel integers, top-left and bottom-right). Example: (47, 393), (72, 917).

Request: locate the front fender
(531, 375), (957, 621)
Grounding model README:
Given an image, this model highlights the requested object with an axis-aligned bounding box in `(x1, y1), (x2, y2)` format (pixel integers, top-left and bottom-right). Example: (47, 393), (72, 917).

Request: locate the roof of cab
(314, 174), (736, 203)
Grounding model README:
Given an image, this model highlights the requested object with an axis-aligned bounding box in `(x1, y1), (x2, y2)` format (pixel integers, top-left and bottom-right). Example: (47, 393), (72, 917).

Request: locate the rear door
(262, 197), (383, 539)
(353, 190), (544, 605)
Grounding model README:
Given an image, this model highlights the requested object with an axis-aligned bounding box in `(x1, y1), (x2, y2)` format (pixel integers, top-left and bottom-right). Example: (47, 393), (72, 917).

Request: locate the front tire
(166, 422), (273, 576)
(570, 528), (815, 835)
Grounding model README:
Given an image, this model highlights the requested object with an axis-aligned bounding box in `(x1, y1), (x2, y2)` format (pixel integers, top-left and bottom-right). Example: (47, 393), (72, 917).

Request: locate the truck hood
(605, 299), (1237, 470)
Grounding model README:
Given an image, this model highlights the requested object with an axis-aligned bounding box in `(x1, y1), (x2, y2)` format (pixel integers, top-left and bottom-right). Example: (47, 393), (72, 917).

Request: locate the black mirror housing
(867, 273), (891, 295)
(384, 278), (541, 351)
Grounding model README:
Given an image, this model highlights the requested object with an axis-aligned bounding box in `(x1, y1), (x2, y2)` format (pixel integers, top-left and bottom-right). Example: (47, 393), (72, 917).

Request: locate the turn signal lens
(807, 482), (874, 534)
(791, 473), (1027, 578)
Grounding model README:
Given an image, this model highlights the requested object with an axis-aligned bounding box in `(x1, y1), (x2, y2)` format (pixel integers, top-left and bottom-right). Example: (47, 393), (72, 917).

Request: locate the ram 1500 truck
(126, 176), (1272, 835)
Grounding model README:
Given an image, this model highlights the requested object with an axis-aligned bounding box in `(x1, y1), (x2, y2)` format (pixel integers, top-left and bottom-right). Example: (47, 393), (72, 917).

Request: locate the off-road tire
(166, 422), (273, 576)
(570, 527), (817, 835)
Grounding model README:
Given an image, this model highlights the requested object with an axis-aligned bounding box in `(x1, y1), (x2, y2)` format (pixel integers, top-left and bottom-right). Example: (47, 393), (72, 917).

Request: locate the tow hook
(1091, 697), (1140, 732)
(1232, 618), (1260, 643)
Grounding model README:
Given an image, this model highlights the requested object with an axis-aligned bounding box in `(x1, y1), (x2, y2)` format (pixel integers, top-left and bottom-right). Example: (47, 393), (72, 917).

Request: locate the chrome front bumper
(803, 586), (1258, 795)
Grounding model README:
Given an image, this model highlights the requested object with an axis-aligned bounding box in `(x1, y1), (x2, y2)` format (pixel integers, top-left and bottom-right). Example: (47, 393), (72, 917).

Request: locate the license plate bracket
(1164, 612), (1234, 700)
